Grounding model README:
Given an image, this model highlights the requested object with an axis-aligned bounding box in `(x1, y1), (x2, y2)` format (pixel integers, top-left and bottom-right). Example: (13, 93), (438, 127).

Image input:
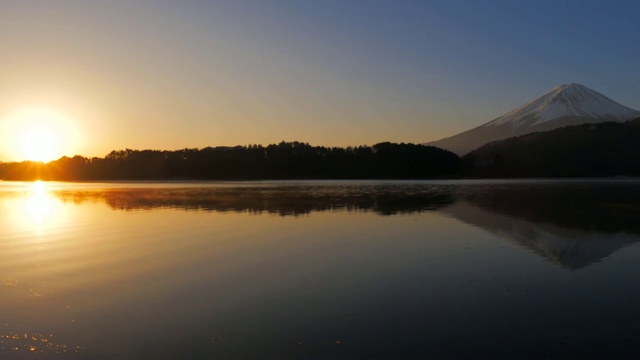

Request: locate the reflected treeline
(50, 182), (640, 269)
(51, 182), (640, 225)
(53, 185), (456, 216)
(461, 183), (640, 234)
(442, 183), (640, 269)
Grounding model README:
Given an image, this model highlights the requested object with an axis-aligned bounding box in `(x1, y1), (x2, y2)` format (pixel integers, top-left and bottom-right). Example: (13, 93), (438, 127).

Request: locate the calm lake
(1, 179), (640, 359)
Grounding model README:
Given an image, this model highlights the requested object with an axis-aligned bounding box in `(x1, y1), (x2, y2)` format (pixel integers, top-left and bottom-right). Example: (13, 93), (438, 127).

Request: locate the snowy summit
(426, 83), (640, 155)
(485, 83), (640, 129)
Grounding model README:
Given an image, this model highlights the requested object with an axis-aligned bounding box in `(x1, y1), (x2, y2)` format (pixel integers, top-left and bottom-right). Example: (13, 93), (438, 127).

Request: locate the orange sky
(1, 1), (638, 162)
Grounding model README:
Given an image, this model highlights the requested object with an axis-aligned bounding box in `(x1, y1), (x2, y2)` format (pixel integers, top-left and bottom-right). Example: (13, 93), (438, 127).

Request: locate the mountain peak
(483, 83), (640, 129)
(425, 83), (640, 155)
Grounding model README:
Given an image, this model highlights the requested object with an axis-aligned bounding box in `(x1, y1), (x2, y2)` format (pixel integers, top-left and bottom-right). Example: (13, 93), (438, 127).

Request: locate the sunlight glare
(19, 126), (59, 163)
(26, 181), (53, 225)
(0, 107), (82, 162)
(0, 181), (70, 241)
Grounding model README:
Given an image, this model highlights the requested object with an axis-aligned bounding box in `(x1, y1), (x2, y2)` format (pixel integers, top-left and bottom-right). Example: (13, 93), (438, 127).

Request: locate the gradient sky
(1, 0), (639, 161)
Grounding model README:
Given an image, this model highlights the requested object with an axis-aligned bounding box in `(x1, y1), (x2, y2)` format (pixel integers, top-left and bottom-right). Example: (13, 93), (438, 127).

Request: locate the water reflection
(25, 181), (54, 225)
(0, 331), (81, 355)
(53, 185), (456, 216)
(47, 182), (640, 270)
(0, 181), (66, 240)
(1, 181), (640, 358)
(442, 184), (640, 269)
(443, 201), (638, 270)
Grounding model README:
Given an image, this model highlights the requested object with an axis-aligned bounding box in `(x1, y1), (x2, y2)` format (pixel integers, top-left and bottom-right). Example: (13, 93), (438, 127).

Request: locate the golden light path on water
(25, 181), (53, 229)
(0, 181), (83, 355)
(2, 181), (72, 240)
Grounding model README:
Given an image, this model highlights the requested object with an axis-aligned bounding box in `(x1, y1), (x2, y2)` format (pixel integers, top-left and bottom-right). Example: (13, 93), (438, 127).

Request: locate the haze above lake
(1, 180), (639, 359)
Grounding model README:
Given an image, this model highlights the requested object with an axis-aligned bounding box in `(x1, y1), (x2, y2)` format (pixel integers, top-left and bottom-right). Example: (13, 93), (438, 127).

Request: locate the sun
(19, 125), (60, 162)
(0, 107), (82, 162)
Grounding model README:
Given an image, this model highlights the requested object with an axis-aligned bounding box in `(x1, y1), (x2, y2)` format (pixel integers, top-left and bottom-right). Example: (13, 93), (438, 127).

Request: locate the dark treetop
(0, 141), (460, 181)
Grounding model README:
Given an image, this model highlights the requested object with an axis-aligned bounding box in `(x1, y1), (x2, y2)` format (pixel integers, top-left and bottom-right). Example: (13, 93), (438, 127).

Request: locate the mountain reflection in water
(444, 184), (640, 270)
(52, 182), (640, 270)
(2, 180), (640, 359)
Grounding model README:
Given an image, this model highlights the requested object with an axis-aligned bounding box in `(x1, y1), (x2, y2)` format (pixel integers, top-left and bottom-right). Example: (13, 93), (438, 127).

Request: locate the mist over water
(1, 180), (639, 359)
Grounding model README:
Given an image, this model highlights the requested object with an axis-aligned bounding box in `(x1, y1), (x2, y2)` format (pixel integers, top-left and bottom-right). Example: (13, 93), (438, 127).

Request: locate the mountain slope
(426, 83), (640, 155)
(464, 118), (640, 177)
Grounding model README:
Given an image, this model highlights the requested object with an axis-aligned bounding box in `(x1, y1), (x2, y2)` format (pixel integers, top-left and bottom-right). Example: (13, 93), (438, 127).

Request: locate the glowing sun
(1, 107), (82, 162)
(19, 125), (60, 162)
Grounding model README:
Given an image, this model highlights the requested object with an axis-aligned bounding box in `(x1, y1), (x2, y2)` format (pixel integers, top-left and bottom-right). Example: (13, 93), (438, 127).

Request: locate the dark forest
(464, 118), (640, 178)
(0, 141), (461, 181)
(4, 119), (640, 181)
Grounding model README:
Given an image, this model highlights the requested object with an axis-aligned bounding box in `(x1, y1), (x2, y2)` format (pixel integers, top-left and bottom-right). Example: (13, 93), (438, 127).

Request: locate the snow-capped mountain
(426, 83), (640, 155)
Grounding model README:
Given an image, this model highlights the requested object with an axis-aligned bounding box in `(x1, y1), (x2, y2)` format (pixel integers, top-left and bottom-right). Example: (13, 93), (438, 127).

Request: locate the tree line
(5, 118), (640, 181)
(463, 118), (640, 177)
(0, 141), (461, 181)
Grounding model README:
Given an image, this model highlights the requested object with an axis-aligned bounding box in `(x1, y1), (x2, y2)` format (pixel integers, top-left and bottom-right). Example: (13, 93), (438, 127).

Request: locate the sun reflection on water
(0, 332), (82, 354)
(1, 180), (69, 238)
(25, 181), (53, 226)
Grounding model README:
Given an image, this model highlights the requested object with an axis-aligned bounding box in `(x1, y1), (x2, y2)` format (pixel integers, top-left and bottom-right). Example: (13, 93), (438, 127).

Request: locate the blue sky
(0, 0), (639, 159)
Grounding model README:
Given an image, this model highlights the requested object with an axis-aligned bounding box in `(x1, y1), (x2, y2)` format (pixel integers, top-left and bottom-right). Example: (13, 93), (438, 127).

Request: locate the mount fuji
(426, 83), (640, 155)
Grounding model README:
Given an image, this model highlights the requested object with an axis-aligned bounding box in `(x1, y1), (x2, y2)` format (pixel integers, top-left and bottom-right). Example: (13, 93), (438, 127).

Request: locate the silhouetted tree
(0, 141), (461, 181)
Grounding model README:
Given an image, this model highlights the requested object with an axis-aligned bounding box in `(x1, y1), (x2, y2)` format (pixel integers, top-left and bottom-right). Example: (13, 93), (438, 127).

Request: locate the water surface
(1, 180), (639, 359)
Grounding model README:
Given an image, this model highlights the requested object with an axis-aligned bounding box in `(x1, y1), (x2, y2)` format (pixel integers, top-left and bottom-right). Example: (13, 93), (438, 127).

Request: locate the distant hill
(425, 83), (640, 155)
(464, 118), (640, 177)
